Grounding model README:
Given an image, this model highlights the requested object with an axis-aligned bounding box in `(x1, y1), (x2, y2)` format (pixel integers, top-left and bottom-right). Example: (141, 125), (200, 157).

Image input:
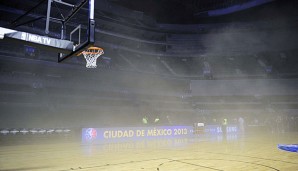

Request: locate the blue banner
(82, 125), (238, 143)
(82, 126), (194, 143)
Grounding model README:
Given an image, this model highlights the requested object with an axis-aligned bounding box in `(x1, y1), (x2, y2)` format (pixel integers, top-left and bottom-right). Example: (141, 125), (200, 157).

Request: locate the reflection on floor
(0, 133), (298, 171)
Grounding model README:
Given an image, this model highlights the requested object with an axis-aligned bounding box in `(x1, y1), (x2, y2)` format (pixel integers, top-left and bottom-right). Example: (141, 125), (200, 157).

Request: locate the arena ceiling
(109, 0), (298, 24)
(1, 0), (297, 27)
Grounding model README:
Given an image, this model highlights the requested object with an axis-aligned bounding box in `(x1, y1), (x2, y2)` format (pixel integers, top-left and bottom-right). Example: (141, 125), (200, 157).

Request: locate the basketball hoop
(78, 47), (104, 68)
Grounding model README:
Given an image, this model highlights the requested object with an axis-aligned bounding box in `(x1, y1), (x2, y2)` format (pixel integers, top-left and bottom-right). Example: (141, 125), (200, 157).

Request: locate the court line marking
(161, 159), (224, 171)
(169, 158), (280, 171)
(200, 151), (298, 165)
(58, 158), (170, 171)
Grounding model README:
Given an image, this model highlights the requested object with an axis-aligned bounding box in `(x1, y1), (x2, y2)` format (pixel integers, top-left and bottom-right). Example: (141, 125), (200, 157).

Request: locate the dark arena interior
(1, 0), (298, 170)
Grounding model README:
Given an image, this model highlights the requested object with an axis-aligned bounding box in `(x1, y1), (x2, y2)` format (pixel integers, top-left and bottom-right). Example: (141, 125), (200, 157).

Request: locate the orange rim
(77, 47), (104, 56)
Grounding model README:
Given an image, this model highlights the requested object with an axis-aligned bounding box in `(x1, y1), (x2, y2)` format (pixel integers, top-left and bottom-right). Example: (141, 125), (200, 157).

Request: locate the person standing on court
(238, 117), (245, 133)
(142, 116), (148, 125)
(222, 118), (228, 137)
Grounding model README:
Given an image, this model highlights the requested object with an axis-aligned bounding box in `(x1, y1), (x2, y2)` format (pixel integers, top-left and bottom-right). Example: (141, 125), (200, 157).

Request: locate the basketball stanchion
(77, 47), (104, 68)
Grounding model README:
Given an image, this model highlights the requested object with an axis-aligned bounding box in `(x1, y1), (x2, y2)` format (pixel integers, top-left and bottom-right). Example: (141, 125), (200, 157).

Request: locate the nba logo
(85, 128), (97, 140)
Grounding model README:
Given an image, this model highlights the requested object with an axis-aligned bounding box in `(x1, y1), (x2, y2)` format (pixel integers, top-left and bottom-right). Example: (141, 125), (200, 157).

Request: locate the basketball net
(79, 47), (104, 68)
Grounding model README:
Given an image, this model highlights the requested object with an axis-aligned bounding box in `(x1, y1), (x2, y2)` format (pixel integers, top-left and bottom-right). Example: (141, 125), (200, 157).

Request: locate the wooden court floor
(0, 133), (297, 171)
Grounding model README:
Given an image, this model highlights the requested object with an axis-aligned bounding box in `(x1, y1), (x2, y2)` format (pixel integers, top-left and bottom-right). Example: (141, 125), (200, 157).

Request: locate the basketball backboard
(57, 0), (96, 62)
(0, 0), (96, 63)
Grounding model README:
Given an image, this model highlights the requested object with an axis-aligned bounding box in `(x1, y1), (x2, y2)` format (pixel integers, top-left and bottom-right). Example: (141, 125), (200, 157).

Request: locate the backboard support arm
(45, 0), (88, 35)
(64, 0), (89, 23)
(11, 0), (47, 28)
(45, 0), (52, 35)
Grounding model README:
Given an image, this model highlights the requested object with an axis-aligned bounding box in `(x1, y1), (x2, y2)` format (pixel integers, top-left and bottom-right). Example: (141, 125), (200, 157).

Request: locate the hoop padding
(80, 47), (104, 68)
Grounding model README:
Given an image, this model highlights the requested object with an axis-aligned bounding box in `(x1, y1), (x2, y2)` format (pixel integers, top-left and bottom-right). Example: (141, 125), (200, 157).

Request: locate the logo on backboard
(85, 128), (97, 140)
